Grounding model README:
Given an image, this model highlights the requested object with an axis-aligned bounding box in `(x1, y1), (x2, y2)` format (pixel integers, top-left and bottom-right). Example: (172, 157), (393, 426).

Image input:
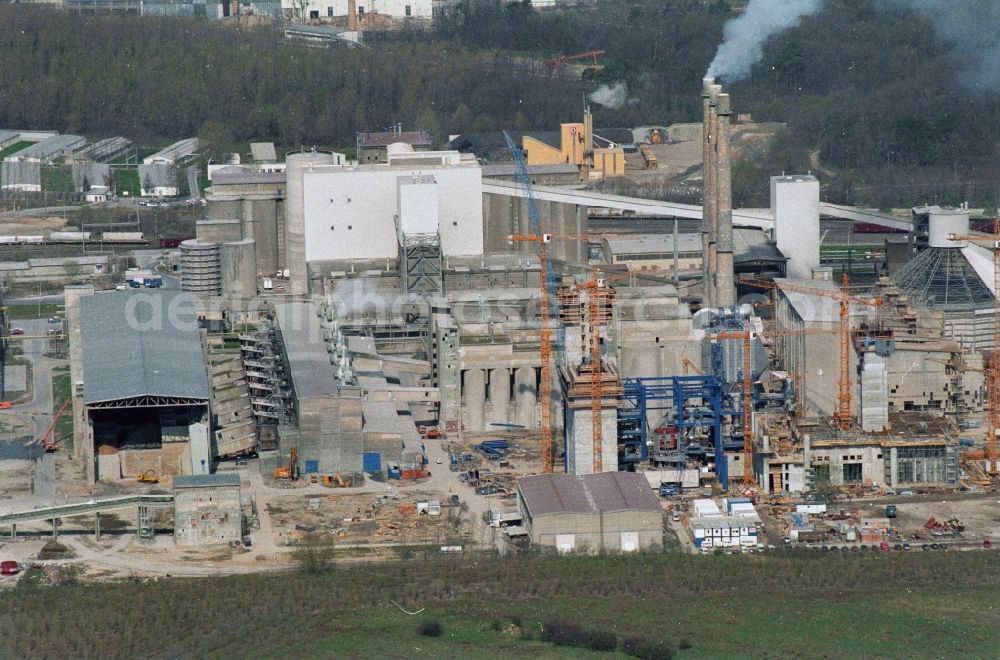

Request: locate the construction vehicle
(273, 446), (298, 481)
(0, 402), (11, 410)
(41, 396), (72, 453)
(137, 470), (159, 484)
(639, 144), (657, 169)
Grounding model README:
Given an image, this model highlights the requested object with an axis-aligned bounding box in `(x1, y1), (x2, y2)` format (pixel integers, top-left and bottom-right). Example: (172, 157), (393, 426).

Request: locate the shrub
(678, 637), (693, 650)
(623, 635), (676, 660)
(583, 628), (618, 652)
(417, 619), (444, 637)
(540, 619), (588, 646)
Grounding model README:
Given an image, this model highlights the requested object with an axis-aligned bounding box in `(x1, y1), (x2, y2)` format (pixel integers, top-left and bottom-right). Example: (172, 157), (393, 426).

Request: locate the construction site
(3, 77), (1000, 578)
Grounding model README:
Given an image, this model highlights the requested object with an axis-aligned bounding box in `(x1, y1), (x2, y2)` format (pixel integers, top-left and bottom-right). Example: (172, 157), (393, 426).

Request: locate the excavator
(273, 446), (298, 481)
(137, 470), (159, 484)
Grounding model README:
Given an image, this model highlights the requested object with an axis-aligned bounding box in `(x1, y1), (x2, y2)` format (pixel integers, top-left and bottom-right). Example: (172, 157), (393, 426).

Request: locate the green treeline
(2, 1), (999, 207)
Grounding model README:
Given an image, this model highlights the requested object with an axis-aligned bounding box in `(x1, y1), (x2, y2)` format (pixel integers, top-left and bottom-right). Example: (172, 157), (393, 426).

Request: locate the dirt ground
(266, 491), (465, 548)
(0, 216), (68, 235)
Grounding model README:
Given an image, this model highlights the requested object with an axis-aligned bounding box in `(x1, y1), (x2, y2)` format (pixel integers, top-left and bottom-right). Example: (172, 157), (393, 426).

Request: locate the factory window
(405, 4), (411, 16)
(330, 226), (335, 231)
(348, 225), (353, 230)
(842, 463), (862, 483)
(358, 5), (364, 13)
(453, 221), (458, 226)
(347, 197), (351, 202)
(310, 10), (319, 18)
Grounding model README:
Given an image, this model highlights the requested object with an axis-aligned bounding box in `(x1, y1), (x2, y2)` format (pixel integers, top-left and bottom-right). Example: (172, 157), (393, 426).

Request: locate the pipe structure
(715, 92), (735, 307)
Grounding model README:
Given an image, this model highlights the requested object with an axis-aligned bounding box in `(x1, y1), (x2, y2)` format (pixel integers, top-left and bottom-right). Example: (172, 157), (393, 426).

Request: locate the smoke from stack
(707, 0), (824, 83)
(587, 82), (629, 110)
(707, 0), (1000, 90)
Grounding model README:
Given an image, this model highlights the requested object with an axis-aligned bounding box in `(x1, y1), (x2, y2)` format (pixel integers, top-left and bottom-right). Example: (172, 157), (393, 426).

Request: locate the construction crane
(546, 49), (607, 76)
(946, 228), (1000, 475)
(742, 275), (882, 431)
(504, 131), (561, 473)
(41, 396), (72, 453)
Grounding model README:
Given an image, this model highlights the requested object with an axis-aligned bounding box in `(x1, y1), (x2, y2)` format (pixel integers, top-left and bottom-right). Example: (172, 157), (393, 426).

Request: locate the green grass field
(4, 303), (62, 320)
(51, 364), (72, 449)
(0, 140), (32, 159)
(1, 552), (998, 658)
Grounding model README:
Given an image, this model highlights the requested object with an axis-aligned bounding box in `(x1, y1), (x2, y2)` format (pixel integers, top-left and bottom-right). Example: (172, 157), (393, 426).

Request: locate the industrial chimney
(701, 78), (719, 306)
(348, 0), (358, 31)
(714, 92), (735, 307)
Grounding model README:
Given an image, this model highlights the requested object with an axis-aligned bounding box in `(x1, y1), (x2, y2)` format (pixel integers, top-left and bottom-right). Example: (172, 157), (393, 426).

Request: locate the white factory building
(289, 146), (484, 292)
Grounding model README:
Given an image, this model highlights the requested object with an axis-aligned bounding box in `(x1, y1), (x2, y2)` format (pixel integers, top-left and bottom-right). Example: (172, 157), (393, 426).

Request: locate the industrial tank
(221, 238), (257, 298)
(180, 239), (222, 296)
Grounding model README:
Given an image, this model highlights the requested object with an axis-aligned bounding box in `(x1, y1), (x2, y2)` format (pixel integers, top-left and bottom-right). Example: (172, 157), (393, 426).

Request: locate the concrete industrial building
(358, 128), (433, 164)
(173, 474), (242, 546)
(517, 472), (663, 553)
(522, 109), (625, 180)
(79, 290), (211, 483)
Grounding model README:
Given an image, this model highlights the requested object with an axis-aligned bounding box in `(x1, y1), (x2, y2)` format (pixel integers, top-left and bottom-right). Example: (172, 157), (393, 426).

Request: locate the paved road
(7, 318), (65, 502)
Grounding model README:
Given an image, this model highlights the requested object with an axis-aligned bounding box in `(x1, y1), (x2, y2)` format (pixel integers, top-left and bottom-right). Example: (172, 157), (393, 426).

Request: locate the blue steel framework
(619, 375), (743, 490)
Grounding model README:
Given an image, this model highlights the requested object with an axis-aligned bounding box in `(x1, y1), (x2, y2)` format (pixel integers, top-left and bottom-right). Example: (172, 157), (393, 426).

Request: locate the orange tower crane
(742, 275), (882, 431)
(946, 226), (1000, 475)
(508, 232), (556, 472)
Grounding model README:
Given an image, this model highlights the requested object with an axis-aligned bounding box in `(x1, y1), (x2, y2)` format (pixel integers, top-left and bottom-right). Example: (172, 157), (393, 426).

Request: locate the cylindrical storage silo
(928, 207), (970, 248)
(462, 368), (486, 432)
(221, 238), (257, 298)
(514, 367), (537, 429)
(487, 367), (511, 426)
(180, 239), (222, 296)
(285, 150), (337, 295)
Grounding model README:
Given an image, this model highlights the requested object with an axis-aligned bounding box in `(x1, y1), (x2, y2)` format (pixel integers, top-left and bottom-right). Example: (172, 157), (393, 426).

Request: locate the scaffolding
(401, 232), (443, 295)
(239, 320), (292, 434)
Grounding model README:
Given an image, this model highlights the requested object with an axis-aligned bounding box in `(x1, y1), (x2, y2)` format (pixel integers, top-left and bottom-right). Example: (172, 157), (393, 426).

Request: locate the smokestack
(702, 78), (717, 306)
(583, 105), (594, 175)
(715, 92), (735, 307)
(348, 0), (358, 31)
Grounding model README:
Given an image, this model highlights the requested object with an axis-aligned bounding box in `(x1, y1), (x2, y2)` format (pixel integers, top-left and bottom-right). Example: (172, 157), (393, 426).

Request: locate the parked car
(436, 458), (443, 464)
(0, 560), (19, 576)
(46, 328), (59, 336)
(9, 328), (24, 336)
(885, 504), (897, 518)
(47, 316), (60, 323)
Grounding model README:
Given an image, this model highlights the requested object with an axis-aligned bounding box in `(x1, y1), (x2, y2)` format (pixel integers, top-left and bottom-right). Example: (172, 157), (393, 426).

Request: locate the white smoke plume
(707, 0), (1000, 91)
(884, 0), (1000, 91)
(707, 0), (825, 83)
(588, 82), (628, 109)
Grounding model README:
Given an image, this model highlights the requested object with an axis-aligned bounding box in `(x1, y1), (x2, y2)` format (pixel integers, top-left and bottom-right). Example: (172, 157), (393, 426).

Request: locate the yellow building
(522, 112), (625, 180)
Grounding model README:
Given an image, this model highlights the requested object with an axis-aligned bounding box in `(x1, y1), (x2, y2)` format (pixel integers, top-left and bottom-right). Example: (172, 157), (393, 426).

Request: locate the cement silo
(221, 238), (257, 298)
(180, 239), (222, 296)
(889, 206), (993, 350)
(286, 150), (337, 295)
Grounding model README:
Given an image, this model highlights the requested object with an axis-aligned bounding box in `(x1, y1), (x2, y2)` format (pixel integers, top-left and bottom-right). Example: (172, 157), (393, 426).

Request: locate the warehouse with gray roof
(79, 290), (210, 483)
(516, 472), (663, 554)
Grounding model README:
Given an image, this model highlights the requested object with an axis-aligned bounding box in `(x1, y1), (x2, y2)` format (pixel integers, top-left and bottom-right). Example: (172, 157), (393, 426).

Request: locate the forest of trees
(2, 1), (999, 207)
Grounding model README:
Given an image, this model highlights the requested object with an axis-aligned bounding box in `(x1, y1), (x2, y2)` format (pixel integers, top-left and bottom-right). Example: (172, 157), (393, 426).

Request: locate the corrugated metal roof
(11, 135), (86, 161)
(274, 302), (339, 400)
(174, 473), (241, 489)
(733, 228), (786, 264)
(518, 472), (660, 517)
(81, 290), (210, 404)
